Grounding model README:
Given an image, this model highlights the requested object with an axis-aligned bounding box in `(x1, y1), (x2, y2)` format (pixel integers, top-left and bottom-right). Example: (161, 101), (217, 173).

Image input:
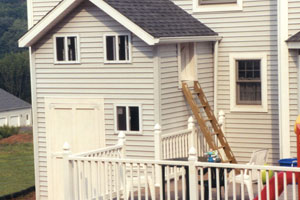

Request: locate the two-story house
(19, 0), (300, 199)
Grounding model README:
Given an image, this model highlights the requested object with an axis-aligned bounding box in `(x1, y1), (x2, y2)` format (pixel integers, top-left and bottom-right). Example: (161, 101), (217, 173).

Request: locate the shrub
(0, 125), (20, 139)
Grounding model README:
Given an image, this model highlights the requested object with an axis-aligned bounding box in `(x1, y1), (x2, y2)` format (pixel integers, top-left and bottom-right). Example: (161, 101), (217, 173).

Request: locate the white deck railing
(63, 144), (300, 200)
(154, 116), (212, 162)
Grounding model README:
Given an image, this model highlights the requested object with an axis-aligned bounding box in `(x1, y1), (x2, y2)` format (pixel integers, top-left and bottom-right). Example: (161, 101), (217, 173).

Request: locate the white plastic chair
(229, 149), (269, 200)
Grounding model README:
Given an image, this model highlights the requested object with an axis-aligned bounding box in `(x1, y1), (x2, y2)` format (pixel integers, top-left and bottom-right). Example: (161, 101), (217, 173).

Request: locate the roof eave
(287, 41), (300, 49)
(19, 0), (84, 48)
(156, 35), (222, 44)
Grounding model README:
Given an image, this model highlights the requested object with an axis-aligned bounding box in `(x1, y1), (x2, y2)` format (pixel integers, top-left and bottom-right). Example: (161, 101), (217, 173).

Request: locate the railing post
(188, 147), (199, 200)
(154, 123), (162, 186)
(218, 110), (225, 135)
(188, 116), (197, 153)
(118, 131), (126, 158)
(63, 142), (73, 200)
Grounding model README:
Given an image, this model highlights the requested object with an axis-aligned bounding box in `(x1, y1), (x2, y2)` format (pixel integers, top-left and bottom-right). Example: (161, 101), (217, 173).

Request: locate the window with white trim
(193, 0), (242, 12)
(236, 60), (261, 105)
(199, 0), (236, 5)
(104, 34), (131, 63)
(115, 105), (141, 133)
(230, 53), (268, 112)
(54, 35), (80, 63)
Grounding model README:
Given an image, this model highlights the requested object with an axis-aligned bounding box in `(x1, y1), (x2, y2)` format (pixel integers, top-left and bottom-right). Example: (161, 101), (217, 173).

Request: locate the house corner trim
(278, 0), (290, 158)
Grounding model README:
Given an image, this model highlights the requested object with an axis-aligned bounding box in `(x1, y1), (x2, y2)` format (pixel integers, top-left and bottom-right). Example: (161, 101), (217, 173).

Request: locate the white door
(9, 115), (19, 126)
(45, 98), (105, 200)
(0, 117), (7, 126)
(180, 43), (196, 82)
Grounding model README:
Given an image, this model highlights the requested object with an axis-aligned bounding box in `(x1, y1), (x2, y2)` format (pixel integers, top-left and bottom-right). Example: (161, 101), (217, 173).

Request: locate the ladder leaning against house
(182, 81), (237, 164)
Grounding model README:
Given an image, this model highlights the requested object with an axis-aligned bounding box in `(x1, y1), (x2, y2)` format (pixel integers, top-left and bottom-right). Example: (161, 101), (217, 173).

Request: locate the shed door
(45, 98), (105, 200)
(9, 116), (19, 126)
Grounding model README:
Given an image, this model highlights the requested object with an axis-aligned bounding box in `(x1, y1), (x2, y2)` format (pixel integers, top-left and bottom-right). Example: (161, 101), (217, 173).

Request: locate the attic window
(54, 35), (80, 63)
(199, 0), (236, 5)
(104, 34), (131, 63)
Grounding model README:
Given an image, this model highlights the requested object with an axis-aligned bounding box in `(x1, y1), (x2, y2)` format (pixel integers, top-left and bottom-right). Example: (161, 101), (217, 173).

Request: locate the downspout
(214, 41), (219, 116)
(278, 0), (290, 158)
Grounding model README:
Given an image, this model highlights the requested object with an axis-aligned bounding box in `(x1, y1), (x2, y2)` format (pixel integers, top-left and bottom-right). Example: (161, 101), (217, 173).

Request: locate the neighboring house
(18, 0), (300, 199)
(0, 89), (32, 127)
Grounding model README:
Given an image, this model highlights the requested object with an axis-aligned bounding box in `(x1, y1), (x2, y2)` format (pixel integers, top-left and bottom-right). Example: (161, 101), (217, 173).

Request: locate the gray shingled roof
(287, 31), (300, 42)
(0, 89), (31, 112)
(103, 0), (217, 38)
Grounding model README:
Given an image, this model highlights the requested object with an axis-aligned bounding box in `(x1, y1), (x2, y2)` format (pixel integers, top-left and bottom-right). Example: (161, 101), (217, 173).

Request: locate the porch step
(182, 81), (237, 164)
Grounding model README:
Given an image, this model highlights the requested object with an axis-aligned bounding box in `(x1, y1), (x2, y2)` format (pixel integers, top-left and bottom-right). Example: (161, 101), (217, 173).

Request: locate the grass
(0, 143), (34, 196)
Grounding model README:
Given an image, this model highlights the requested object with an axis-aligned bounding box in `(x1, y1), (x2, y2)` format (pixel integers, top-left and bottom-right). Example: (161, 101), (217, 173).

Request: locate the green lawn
(0, 143), (34, 196)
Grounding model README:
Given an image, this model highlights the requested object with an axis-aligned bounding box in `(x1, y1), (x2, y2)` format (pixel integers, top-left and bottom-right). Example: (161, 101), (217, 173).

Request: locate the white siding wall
(159, 42), (214, 133)
(288, 0), (300, 157)
(172, 0), (279, 164)
(31, 0), (61, 25)
(32, 2), (155, 198)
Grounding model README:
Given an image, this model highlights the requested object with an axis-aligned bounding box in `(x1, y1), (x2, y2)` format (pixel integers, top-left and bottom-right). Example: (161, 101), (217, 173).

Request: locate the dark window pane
(67, 37), (77, 61)
(237, 82), (261, 104)
(117, 106), (126, 131)
(56, 37), (65, 61)
(119, 35), (129, 61)
(106, 36), (116, 61)
(129, 106), (139, 131)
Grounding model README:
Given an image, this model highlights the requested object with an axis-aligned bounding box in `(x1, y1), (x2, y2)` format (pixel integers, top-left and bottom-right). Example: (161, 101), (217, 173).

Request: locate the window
(236, 60), (261, 105)
(230, 53), (268, 112)
(115, 105), (141, 133)
(199, 0), (236, 5)
(104, 34), (131, 63)
(54, 35), (80, 63)
(193, 0), (242, 12)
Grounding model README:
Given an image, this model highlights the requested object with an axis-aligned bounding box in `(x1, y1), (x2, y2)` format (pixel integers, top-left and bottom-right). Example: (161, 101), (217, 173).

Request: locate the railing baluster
(224, 168), (228, 200)
(292, 172), (296, 200)
(130, 163), (134, 200)
(174, 166), (178, 200)
(233, 169), (236, 200)
(138, 163), (141, 200)
(182, 166), (186, 200)
(144, 163), (148, 200)
(284, 172), (287, 200)
(241, 169), (244, 200)
(109, 162), (113, 200)
(200, 167), (204, 200)
(115, 162), (120, 200)
(275, 171), (278, 200)
(167, 165), (171, 200)
(151, 164), (156, 200)
(216, 168), (220, 200)
(208, 167), (212, 200)
(266, 169), (270, 200)
(258, 169), (261, 200)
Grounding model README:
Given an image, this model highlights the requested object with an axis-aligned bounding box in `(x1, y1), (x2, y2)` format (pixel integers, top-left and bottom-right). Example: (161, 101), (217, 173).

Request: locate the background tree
(0, 0), (30, 103)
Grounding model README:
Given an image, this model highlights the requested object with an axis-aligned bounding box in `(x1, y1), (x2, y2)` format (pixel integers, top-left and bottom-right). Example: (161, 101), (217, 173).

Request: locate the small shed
(0, 89), (32, 127)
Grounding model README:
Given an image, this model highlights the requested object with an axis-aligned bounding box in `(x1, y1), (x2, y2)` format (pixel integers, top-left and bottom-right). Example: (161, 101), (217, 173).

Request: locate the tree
(0, 51), (31, 103)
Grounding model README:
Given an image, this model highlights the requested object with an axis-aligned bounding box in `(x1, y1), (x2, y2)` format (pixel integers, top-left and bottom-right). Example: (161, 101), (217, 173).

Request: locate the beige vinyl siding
(159, 42), (214, 133)
(32, 2), (155, 198)
(32, 0), (61, 25)
(172, 0), (279, 164)
(288, 0), (300, 157)
(288, 50), (298, 157)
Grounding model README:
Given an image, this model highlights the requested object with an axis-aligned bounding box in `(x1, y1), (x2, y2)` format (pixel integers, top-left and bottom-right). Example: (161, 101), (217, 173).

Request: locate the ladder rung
(217, 145), (225, 149)
(211, 132), (219, 136)
(204, 118), (212, 122)
(198, 104), (207, 109)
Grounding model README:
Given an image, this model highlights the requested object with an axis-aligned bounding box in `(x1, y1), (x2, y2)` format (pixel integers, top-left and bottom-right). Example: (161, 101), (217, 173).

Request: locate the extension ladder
(182, 81), (237, 164)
